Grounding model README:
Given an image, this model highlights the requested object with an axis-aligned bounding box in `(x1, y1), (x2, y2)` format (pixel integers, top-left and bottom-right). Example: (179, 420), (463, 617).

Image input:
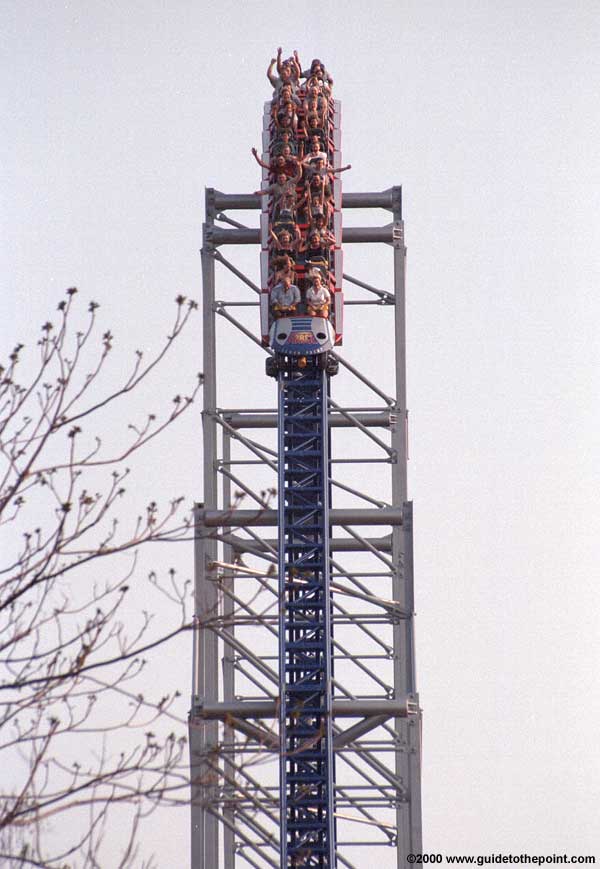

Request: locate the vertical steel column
(190, 189), (220, 869)
(391, 187), (422, 864)
(403, 500), (422, 849)
(222, 431), (236, 869)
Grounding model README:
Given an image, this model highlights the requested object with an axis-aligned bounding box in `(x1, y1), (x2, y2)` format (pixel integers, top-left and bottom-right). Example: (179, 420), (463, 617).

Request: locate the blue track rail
(278, 359), (337, 867)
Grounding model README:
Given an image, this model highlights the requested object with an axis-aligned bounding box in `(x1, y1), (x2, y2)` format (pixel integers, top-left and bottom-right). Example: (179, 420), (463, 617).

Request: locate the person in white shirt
(305, 272), (331, 318)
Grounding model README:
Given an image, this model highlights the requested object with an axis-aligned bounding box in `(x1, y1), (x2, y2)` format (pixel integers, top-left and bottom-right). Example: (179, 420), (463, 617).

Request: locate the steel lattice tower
(189, 183), (422, 868)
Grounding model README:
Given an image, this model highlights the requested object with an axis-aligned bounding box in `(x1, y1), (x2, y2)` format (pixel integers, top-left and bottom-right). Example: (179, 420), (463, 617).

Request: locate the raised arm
(312, 175), (326, 194)
(291, 51), (302, 82)
(330, 163), (352, 175)
(251, 147), (271, 171)
(295, 188), (308, 212)
(294, 50), (303, 77)
(276, 47), (284, 76)
(267, 57), (278, 87)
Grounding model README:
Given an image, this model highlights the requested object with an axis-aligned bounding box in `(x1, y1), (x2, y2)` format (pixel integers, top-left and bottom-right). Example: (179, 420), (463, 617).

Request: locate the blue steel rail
(278, 360), (336, 867)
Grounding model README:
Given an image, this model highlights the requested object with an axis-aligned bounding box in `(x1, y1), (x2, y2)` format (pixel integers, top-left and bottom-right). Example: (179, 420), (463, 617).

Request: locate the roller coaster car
(265, 316), (338, 377)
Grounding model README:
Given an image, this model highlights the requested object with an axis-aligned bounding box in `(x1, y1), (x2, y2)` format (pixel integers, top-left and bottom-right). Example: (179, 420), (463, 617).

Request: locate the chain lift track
(278, 364), (336, 865)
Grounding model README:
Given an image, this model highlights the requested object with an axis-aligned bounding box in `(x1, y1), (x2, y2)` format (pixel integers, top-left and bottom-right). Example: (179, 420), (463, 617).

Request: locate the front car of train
(257, 50), (345, 376)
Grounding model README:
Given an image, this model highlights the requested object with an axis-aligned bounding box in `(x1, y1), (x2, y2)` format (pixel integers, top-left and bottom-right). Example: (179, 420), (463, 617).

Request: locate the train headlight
(314, 327), (330, 347)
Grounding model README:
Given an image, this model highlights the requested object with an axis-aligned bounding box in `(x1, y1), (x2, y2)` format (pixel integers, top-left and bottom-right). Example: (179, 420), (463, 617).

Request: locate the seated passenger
(300, 57), (334, 89)
(303, 114), (326, 142)
(277, 117), (296, 138)
(306, 229), (335, 251)
(296, 175), (334, 222)
(303, 97), (327, 127)
(267, 52), (298, 94)
(306, 74), (332, 99)
(303, 84), (328, 116)
(273, 131), (299, 156)
(274, 100), (298, 134)
(305, 272), (331, 318)
(279, 144), (300, 169)
(305, 173), (334, 212)
(297, 187), (332, 223)
(309, 212), (336, 243)
(278, 188), (300, 219)
(271, 85), (301, 119)
(270, 275), (301, 317)
(307, 262), (329, 283)
(276, 48), (301, 87)
(299, 229), (335, 268)
(309, 194), (332, 222)
(272, 252), (296, 283)
(255, 170), (300, 207)
(270, 226), (301, 258)
(304, 156), (352, 184)
(252, 148), (300, 178)
(301, 138), (328, 168)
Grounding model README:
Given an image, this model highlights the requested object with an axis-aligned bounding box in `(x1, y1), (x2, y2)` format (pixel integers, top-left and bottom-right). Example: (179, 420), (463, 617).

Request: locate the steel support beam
(198, 507), (403, 527)
(221, 411), (393, 430)
(192, 698), (415, 720)
(221, 533), (393, 555)
(210, 187), (401, 213)
(332, 714), (390, 750)
(206, 225), (397, 246)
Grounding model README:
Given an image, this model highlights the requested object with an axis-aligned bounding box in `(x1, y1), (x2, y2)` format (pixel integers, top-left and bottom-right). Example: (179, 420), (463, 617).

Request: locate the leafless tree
(0, 288), (204, 867)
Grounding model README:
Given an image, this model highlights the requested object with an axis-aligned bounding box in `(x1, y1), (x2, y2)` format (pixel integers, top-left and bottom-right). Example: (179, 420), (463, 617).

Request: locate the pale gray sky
(3, 0), (600, 864)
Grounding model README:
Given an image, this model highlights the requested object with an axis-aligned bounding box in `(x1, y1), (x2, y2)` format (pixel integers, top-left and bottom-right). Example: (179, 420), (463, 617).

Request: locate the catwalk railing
(189, 187), (422, 869)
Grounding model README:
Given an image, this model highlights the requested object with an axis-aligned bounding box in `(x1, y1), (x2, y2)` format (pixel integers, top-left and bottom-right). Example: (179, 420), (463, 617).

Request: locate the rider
(270, 275), (301, 317)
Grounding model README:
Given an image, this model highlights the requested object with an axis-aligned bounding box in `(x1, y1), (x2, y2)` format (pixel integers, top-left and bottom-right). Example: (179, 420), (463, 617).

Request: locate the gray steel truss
(190, 187), (422, 868)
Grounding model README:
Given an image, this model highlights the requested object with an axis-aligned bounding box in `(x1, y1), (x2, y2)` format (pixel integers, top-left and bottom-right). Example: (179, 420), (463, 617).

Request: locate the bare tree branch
(0, 290), (203, 867)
